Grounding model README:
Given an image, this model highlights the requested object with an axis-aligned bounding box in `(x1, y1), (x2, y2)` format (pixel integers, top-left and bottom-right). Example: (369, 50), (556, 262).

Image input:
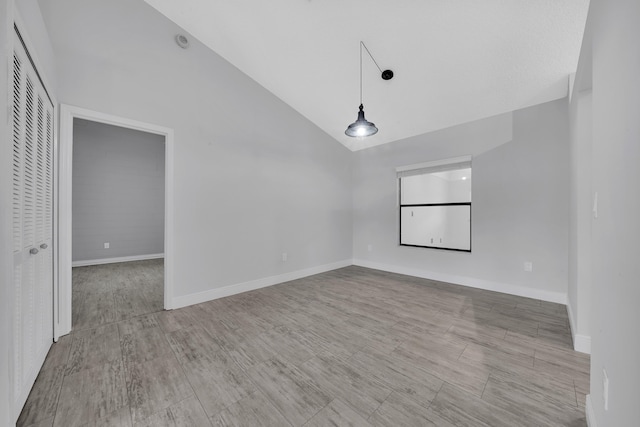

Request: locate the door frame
(57, 105), (175, 339)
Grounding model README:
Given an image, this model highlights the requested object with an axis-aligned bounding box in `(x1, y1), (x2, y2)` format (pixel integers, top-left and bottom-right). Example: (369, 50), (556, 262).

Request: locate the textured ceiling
(144, 0), (589, 151)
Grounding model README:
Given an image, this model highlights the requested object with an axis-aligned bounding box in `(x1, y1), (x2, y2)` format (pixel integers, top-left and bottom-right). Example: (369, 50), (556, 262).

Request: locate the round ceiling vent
(175, 34), (190, 49)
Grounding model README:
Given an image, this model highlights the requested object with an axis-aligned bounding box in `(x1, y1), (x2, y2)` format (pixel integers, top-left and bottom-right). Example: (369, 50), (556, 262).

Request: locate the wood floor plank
(482, 374), (586, 426)
(166, 325), (224, 363)
(458, 342), (535, 373)
(368, 391), (455, 427)
(246, 356), (332, 426)
(114, 289), (152, 322)
(72, 290), (117, 331)
(259, 326), (317, 366)
(21, 416), (54, 427)
(53, 361), (128, 427)
(299, 352), (392, 419)
(210, 391), (292, 427)
(153, 308), (198, 334)
(16, 366), (65, 426)
(304, 398), (372, 427)
(429, 382), (527, 427)
(117, 313), (162, 337)
(218, 327), (279, 371)
(40, 334), (73, 372)
(487, 362), (579, 408)
(83, 406), (132, 427)
(181, 351), (254, 417)
(66, 323), (122, 376)
(125, 355), (193, 423)
(121, 327), (173, 369)
(389, 344), (490, 397)
(134, 395), (211, 427)
(348, 349), (443, 406)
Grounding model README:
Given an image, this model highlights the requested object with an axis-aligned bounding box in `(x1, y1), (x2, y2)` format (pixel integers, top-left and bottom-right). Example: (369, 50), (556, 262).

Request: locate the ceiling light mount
(345, 41), (393, 138)
(175, 34), (190, 49)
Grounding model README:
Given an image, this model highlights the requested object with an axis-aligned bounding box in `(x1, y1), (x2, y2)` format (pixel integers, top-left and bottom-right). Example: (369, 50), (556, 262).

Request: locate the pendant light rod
(361, 41), (384, 75)
(359, 41), (394, 104)
(359, 41), (363, 104)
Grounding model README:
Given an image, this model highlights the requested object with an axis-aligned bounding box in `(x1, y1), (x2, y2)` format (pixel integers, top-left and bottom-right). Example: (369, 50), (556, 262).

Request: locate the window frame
(397, 156), (472, 252)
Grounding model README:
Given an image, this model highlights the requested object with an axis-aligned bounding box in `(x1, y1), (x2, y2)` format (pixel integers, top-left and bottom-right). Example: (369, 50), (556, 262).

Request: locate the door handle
(29, 248), (39, 255)
(40, 243), (48, 249)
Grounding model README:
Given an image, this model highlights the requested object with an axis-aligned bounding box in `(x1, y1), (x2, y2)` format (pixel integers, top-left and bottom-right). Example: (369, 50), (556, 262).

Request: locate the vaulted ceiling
(144, 0), (589, 151)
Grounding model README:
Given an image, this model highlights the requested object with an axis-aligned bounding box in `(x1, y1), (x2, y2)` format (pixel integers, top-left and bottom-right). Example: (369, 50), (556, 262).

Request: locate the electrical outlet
(603, 368), (609, 411)
(524, 261), (533, 272)
(282, 252), (287, 262)
(104, 242), (110, 249)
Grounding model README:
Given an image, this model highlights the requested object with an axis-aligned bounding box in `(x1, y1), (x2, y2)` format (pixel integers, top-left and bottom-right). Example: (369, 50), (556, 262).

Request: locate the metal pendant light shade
(345, 41), (391, 138)
(345, 104), (378, 137)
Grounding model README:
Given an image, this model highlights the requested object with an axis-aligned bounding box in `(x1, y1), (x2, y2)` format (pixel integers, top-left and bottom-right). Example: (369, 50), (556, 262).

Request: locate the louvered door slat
(12, 53), (23, 253)
(36, 97), (45, 245)
(23, 77), (35, 251)
(45, 111), (53, 235)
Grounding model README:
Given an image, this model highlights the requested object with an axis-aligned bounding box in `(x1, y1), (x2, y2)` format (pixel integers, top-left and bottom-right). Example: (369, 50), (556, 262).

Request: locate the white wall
(72, 119), (165, 262)
(568, 89), (592, 354)
(14, 0), (56, 86)
(588, 0), (640, 424)
(567, 4), (593, 356)
(353, 100), (570, 303)
(39, 0), (353, 302)
(0, 1), (14, 423)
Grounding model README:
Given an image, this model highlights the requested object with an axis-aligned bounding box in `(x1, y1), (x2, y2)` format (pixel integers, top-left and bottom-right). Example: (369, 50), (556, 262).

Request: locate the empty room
(1, 0), (639, 426)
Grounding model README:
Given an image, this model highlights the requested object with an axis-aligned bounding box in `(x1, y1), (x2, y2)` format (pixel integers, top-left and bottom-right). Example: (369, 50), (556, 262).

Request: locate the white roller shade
(396, 155), (472, 178)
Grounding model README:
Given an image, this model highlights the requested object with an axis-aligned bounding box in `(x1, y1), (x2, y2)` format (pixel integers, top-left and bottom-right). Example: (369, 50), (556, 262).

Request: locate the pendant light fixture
(345, 41), (393, 138)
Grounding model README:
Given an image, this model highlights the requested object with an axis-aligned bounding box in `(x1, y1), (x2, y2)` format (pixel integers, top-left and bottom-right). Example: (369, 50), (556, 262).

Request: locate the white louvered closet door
(12, 27), (55, 418)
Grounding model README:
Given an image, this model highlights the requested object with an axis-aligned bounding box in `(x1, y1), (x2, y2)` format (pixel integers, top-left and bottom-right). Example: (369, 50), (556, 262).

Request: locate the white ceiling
(144, 0), (589, 151)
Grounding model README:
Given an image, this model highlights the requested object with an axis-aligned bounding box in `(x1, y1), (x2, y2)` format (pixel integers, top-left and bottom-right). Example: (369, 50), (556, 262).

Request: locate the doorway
(57, 106), (174, 338)
(71, 119), (166, 329)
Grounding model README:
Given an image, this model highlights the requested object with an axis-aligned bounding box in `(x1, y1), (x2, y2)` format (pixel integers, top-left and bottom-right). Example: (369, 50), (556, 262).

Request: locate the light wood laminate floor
(18, 265), (590, 426)
(71, 259), (164, 331)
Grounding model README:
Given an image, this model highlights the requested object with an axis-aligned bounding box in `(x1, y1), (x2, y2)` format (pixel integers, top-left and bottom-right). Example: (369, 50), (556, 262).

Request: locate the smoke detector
(175, 34), (190, 49)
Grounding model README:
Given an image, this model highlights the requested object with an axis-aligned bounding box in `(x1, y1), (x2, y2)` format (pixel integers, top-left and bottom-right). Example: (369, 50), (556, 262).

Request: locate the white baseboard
(170, 259), (352, 309)
(585, 394), (597, 427)
(352, 259), (568, 305)
(567, 301), (592, 354)
(72, 253), (164, 267)
(574, 334), (592, 354)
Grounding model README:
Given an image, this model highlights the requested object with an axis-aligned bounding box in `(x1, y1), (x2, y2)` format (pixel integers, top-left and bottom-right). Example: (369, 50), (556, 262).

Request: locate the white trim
(574, 334), (592, 355)
(171, 259), (352, 309)
(353, 259), (568, 305)
(396, 155), (472, 173)
(586, 394), (597, 427)
(58, 104), (175, 335)
(72, 253), (164, 268)
(567, 301), (592, 354)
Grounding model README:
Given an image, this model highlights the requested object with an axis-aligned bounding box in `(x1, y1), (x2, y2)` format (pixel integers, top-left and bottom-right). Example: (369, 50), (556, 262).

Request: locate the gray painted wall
(72, 119), (165, 262)
(588, 0), (640, 424)
(353, 99), (570, 302)
(40, 0), (353, 298)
